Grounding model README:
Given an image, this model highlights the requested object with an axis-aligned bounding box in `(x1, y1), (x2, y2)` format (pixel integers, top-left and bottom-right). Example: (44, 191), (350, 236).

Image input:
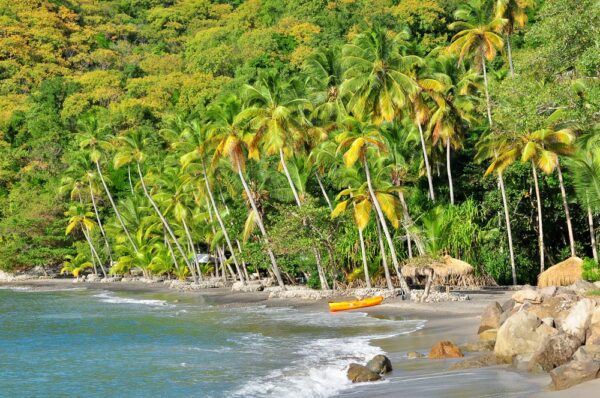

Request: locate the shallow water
(0, 287), (423, 397)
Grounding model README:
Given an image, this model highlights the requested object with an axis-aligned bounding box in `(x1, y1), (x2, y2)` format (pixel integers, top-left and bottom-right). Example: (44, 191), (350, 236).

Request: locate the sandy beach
(2, 279), (598, 397)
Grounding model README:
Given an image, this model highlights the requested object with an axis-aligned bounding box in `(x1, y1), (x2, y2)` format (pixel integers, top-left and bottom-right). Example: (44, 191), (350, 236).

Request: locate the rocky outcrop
(478, 302), (503, 334)
(549, 360), (600, 390)
(494, 311), (545, 358)
(528, 333), (582, 372)
(346, 363), (381, 383)
(366, 355), (392, 374)
(428, 341), (463, 359)
(562, 298), (596, 342)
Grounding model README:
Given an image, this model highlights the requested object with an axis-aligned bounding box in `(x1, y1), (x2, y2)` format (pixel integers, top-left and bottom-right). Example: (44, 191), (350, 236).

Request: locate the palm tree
(340, 26), (418, 125)
(494, 0), (536, 77)
(61, 254), (93, 278)
(77, 116), (139, 255)
(65, 203), (107, 278)
(336, 116), (411, 294)
(208, 95), (286, 288)
(448, 0), (505, 126)
(113, 128), (198, 283)
(478, 133), (519, 285)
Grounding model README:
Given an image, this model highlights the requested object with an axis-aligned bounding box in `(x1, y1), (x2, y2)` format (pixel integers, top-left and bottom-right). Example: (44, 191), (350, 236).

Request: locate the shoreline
(3, 279), (599, 396)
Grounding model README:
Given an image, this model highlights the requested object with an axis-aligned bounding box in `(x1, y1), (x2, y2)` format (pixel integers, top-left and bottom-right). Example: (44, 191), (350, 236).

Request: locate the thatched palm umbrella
(538, 257), (583, 288)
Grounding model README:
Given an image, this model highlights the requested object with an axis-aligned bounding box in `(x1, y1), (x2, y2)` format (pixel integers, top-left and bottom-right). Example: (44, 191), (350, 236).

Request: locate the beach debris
(346, 363), (381, 383)
(549, 360), (600, 391)
(478, 301), (503, 334)
(428, 341), (464, 359)
(366, 355), (392, 374)
(449, 353), (507, 370)
(562, 298), (596, 342)
(538, 257), (583, 288)
(406, 351), (425, 359)
(528, 333), (582, 372)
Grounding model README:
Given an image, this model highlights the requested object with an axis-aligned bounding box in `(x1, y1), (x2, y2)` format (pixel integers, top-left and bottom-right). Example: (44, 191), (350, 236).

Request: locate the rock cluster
(346, 354), (392, 383)
(409, 289), (470, 303)
(465, 282), (600, 391)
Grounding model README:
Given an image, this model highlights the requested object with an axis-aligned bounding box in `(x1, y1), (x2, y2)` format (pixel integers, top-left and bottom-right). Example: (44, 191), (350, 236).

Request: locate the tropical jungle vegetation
(0, 0), (598, 289)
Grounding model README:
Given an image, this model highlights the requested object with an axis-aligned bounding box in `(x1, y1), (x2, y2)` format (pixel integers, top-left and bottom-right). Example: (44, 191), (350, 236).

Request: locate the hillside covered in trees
(0, 0), (598, 287)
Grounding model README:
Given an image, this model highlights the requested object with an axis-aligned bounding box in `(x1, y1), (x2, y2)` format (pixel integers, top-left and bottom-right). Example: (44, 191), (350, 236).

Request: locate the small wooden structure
(401, 255), (493, 287)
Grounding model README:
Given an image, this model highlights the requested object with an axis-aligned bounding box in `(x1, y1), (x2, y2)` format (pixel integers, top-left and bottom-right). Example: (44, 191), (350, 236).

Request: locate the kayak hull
(328, 296), (384, 312)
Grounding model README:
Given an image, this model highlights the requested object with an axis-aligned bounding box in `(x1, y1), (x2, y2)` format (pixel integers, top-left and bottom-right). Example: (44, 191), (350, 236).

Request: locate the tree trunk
(280, 149), (302, 207)
(481, 54), (493, 126)
(363, 158), (411, 294)
(531, 161), (545, 272)
(315, 172), (332, 210)
(127, 164), (134, 194)
(349, 188), (371, 289)
(202, 161), (245, 284)
(314, 248), (330, 290)
(506, 33), (515, 78)
(397, 191), (424, 256)
(588, 202), (598, 262)
(181, 217), (203, 282)
(164, 231), (180, 276)
(446, 137), (454, 205)
(95, 160), (138, 253)
(376, 216), (394, 291)
(82, 227), (107, 278)
(417, 122), (435, 202)
(88, 178), (113, 264)
(557, 162), (576, 257)
(235, 239), (250, 281)
(237, 164), (285, 288)
(499, 173), (517, 285)
(136, 162), (198, 283)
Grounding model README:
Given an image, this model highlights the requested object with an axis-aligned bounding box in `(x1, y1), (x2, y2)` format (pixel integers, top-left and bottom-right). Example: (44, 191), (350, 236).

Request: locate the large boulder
(528, 333), (582, 372)
(428, 341), (464, 359)
(346, 363), (381, 383)
(568, 280), (597, 295)
(449, 353), (507, 370)
(573, 345), (600, 362)
(495, 311), (543, 358)
(526, 296), (572, 322)
(562, 298), (596, 342)
(586, 307), (600, 345)
(366, 355), (392, 374)
(478, 302), (503, 334)
(549, 360), (600, 391)
(512, 289), (543, 304)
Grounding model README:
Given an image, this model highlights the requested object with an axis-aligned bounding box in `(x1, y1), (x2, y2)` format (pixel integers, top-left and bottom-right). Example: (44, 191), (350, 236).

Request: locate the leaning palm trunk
(235, 239), (250, 281)
(202, 162), (245, 284)
(363, 158), (411, 294)
(376, 216), (394, 291)
(505, 34), (515, 78)
(417, 122), (435, 201)
(556, 162), (576, 257)
(95, 160), (138, 253)
(587, 200), (598, 262)
(499, 173), (517, 285)
(315, 172), (333, 210)
(82, 227), (107, 278)
(397, 191), (425, 256)
(314, 249), (330, 290)
(531, 161), (545, 272)
(236, 164), (285, 288)
(481, 54), (493, 126)
(350, 188), (371, 289)
(446, 137), (455, 205)
(164, 231), (180, 276)
(181, 217), (203, 282)
(136, 162), (198, 283)
(88, 179), (113, 264)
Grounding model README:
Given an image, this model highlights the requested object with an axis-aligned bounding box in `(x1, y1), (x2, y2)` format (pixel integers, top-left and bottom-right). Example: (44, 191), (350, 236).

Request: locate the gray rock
(549, 360), (600, 391)
(478, 302), (503, 334)
(501, 299), (516, 313)
(347, 363), (381, 383)
(450, 353), (507, 370)
(573, 345), (600, 362)
(562, 298), (596, 342)
(366, 355), (392, 374)
(528, 333), (582, 372)
(495, 311), (542, 359)
(568, 280), (597, 295)
(462, 340), (495, 353)
(539, 286), (557, 298)
(406, 351), (425, 359)
(586, 307), (600, 345)
(512, 289), (543, 304)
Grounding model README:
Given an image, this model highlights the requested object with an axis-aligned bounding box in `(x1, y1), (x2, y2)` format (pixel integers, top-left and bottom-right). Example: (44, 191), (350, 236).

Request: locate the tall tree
(494, 0), (536, 77)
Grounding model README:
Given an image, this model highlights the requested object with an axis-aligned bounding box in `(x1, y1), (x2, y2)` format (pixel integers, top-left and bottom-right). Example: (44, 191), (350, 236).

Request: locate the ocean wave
(93, 291), (173, 307)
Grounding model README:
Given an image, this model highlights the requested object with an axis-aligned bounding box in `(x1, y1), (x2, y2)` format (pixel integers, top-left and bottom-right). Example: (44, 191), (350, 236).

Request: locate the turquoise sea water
(0, 287), (423, 397)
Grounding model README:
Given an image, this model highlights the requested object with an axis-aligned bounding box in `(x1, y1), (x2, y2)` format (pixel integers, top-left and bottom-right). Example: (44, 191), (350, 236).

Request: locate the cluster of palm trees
(59, 0), (599, 289)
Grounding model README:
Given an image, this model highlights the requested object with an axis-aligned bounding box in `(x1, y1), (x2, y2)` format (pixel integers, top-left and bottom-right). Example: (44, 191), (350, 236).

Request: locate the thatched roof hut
(538, 256), (583, 288)
(401, 255), (492, 287)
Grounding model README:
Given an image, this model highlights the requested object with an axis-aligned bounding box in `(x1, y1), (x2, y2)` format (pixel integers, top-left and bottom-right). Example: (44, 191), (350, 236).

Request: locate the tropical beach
(1, 0), (599, 397)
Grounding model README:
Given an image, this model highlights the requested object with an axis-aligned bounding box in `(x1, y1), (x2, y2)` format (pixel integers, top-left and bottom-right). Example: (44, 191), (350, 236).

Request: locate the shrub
(582, 257), (600, 282)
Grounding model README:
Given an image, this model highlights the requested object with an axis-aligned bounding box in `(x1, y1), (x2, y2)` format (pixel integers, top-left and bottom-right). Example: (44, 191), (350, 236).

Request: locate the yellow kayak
(328, 296), (384, 312)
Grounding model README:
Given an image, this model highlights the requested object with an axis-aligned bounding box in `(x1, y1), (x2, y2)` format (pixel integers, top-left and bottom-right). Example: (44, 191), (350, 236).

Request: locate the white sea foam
(231, 308), (425, 398)
(93, 291), (172, 307)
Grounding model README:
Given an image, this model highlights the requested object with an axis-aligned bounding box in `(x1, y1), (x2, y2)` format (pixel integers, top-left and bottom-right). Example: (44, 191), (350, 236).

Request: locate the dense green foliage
(0, 0), (598, 288)
(582, 258), (600, 283)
